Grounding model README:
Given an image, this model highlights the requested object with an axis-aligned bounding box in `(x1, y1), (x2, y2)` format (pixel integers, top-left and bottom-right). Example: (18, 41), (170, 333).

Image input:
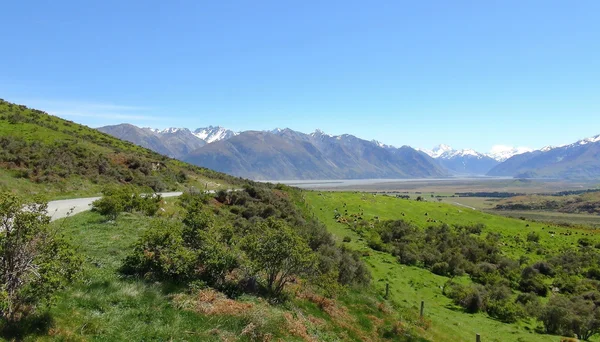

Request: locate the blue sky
(1, 0), (599, 152)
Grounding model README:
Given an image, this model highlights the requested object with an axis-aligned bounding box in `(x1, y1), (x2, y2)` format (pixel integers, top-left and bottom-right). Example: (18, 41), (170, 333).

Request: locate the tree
(0, 193), (81, 322)
(241, 219), (316, 297)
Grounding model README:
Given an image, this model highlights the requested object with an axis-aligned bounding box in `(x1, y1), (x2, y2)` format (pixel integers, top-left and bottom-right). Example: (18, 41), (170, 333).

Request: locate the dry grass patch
(173, 289), (254, 316)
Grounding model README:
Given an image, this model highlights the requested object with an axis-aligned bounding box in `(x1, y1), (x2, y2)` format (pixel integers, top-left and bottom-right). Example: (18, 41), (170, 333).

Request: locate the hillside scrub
(92, 185), (162, 220)
(0, 99), (245, 197)
(347, 213), (600, 338)
(123, 186), (370, 302)
(0, 193), (81, 325)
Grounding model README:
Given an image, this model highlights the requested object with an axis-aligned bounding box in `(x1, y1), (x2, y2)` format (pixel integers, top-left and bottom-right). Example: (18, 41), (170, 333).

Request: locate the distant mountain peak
(486, 145), (534, 162)
(572, 134), (600, 147)
(372, 140), (395, 149)
(193, 126), (238, 143)
(418, 144), (454, 158)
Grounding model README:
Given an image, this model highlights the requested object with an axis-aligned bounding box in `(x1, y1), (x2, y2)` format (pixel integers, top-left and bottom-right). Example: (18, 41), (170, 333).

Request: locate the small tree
(0, 193), (81, 322)
(241, 219), (316, 297)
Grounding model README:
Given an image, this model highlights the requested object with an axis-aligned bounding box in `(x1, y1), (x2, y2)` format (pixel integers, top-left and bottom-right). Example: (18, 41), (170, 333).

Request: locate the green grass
(0, 99), (242, 200)
(7, 202), (417, 341)
(304, 191), (600, 342)
(19, 211), (252, 341)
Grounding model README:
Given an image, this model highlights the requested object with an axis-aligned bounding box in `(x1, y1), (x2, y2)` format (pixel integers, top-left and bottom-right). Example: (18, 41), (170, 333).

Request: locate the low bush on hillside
(344, 215), (600, 339)
(123, 186), (370, 302)
(92, 186), (162, 220)
(0, 193), (81, 325)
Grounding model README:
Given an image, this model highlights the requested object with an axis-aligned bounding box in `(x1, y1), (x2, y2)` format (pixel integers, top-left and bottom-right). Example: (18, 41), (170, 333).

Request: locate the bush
(431, 262), (451, 276)
(487, 298), (523, 323)
(526, 231), (540, 243)
(0, 193), (81, 322)
(241, 219), (317, 298)
(446, 282), (487, 313)
(342, 236), (351, 243)
(92, 186), (161, 219)
(122, 220), (196, 280)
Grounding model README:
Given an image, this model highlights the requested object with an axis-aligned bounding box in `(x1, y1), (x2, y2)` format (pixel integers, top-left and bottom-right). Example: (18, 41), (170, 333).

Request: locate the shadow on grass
(0, 312), (54, 340)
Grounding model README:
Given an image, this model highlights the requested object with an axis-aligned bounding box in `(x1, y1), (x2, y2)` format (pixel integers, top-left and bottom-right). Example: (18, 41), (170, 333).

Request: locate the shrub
(241, 219), (317, 298)
(122, 220), (196, 280)
(487, 298), (523, 323)
(526, 231), (540, 243)
(0, 193), (81, 322)
(431, 262), (451, 276)
(92, 186), (161, 219)
(342, 236), (351, 243)
(446, 282), (487, 313)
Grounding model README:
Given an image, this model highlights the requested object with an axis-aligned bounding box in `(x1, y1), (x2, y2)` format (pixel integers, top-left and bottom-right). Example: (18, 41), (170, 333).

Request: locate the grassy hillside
(304, 191), (600, 341)
(5, 187), (434, 341)
(0, 99), (241, 199)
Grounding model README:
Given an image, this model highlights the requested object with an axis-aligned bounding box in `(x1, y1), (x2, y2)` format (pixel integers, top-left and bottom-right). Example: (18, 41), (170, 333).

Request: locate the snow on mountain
(310, 129), (333, 138)
(193, 126), (238, 143)
(160, 127), (187, 134)
(418, 144), (454, 158)
(486, 145), (534, 162)
(442, 149), (486, 159)
(569, 134), (600, 147)
(372, 140), (395, 149)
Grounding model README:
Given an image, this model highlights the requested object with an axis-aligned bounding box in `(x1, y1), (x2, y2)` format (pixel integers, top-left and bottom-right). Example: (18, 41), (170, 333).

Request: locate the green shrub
(241, 219), (317, 298)
(526, 231), (540, 243)
(92, 186), (161, 219)
(0, 193), (81, 322)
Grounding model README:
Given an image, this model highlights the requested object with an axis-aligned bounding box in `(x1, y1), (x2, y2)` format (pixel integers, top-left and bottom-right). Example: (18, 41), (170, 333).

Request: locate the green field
(303, 191), (600, 342)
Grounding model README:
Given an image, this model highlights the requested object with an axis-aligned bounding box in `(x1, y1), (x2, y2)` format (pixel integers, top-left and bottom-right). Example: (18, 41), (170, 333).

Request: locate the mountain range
(97, 124), (600, 180)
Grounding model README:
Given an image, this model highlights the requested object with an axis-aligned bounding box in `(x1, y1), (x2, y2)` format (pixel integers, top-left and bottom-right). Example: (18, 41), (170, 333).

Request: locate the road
(451, 201), (478, 210)
(46, 192), (183, 221)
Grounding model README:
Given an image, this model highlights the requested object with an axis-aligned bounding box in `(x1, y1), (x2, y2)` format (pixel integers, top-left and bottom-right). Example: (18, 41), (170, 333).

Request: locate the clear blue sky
(1, 0), (599, 151)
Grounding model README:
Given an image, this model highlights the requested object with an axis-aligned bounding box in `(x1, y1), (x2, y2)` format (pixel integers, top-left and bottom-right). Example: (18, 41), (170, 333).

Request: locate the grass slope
(0, 99), (241, 199)
(9, 196), (426, 341)
(304, 191), (600, 342)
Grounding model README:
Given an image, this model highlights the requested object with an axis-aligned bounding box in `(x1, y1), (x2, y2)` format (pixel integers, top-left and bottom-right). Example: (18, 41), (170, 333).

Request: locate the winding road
(46, 192), (183, 221)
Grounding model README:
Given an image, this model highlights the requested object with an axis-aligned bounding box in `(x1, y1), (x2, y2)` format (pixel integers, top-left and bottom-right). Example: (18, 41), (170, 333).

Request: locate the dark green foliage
(92, 186), (161, 220)
(539, 294), (600, 340)
(365, 221), (502, 278)
(0, 193), (81, 322)
(519, 266), (548, 296)
(241, 219), (316, 297)
(124, 186), (371, 302)
(526, 231), (540, 243)
(446, 282), (487, 313)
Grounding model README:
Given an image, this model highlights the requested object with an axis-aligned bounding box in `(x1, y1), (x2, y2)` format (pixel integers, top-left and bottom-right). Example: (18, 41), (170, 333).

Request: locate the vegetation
(0, 193), (81, 326)
(0, 99), (244, 199)
(3, 187), (428, 341)
(305, 191), (600, 341)
(495, 191), (600, 215)
(92, 185), (162, 220)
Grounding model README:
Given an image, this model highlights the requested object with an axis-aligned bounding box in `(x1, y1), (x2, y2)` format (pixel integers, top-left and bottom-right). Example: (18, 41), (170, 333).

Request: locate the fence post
(420, 300), (424, 318)
(385, 283), (389, 299)
(476, 333), (481, 342)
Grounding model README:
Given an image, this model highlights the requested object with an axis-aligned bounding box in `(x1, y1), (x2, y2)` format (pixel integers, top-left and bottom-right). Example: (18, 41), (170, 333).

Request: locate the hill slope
(0, 99), (241, 198)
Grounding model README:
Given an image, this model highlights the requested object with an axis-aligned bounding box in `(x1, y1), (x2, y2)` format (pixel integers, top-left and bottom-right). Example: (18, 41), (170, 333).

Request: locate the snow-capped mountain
(419, 144), (499, 175)
(193, 126), (239, 144)
(418, 144), (453, 158)
(486, 145), (534, 162)
(487, 133), (600, 179)
(98, 124), (205, 159)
